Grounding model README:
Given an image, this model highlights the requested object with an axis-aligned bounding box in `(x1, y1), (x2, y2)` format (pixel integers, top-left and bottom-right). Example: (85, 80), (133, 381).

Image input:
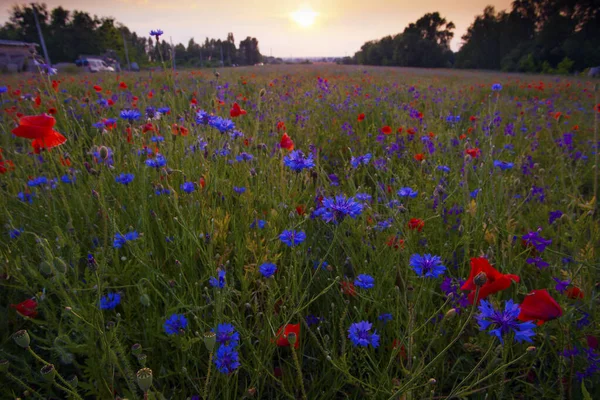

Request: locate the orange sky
(0, 0), (513, 57)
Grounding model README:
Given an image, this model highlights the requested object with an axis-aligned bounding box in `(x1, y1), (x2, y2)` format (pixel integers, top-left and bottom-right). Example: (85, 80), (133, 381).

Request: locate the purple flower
(354, 274), (375, 289)
(209, 270), (226, 288)
(553, 277), (570, 294)
(279, 230), (306, 247)
(549, 210), (563, 224)
(526, 257), (549, 270)
(259, 262), (277, 278)
(409, 254), (446, 278)
(476, 300), (536, 344)
(522, 230), (552, 252)
(313, 194), (363, 223)
(398, 187), (418, 198)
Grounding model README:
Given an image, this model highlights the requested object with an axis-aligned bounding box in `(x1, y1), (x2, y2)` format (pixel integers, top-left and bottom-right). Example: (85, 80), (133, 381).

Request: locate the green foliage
(0, 66), (599, 399)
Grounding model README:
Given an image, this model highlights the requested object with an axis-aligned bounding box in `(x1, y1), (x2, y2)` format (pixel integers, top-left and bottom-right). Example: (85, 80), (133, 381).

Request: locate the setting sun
(290, 7), (318, 28)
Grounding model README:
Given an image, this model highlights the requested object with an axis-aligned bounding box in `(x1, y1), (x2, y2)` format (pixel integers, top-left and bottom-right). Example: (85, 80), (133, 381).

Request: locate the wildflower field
(0, 64), (599, 399)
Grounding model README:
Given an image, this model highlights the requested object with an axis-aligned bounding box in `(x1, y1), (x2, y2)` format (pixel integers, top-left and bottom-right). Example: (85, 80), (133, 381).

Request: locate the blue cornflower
(259, 262), (277, 278)
(250, 219), (266, 229)
(236, 152), (254, 162)
(209, 270), (226, 288)
(522, 230), (552, 252)
(283, 150), (315, 172)
(355, 193), (372, 202)
(409, 254), (446, 278)
(553, 277), (570, 294)
(398, 187), (418, 198)
(437, 165), (450, 173)
(476, 299), (536, 344)
(213, 323), (240, 347)
(348, 321), (380, 348)
(18, 192), (34, 203)
(313, 194), (363, 223)
(180, 182), (195, 194)
(145, 154), (167, 168)
(491, 83), (503, 91)
(150, 136), (164, 143)
(164, 314), (188, 335)
(115, 173), (134, 185)
(9, 228), (23, 239)
(233, 186), (246, 194)
(0, 86), (7, 94)
(195, 109), (212, 125)
(113, 231), (139, 248)
(493, 160), (513, 170)
(549, 210), (563, 224)
(150, 29), (164, 38)
(354, 274), (375, 289)
(279, 230), (306, 247)
(213, 344), (240, 374)
(209, 116), (236, 133)
(313, 260), (329, 270)
(97, 98), (108, 107)
(27, 176), (48, 187)
(158, 107), (170, 114)
(99, 292), (121, 310)
(526, 257), (549, 270)
(378, 313), (393, 323)
(120, 109), (141, 121)
(350, 153), (372, 168)
(60, 174), (75, 184)
(470, 189), (481, 198)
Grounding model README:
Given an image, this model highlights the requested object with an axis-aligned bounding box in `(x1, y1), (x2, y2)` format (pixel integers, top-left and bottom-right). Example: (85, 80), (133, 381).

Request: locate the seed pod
(131, 343), (142, 356)
(137, 353), (148, 367)
(40, 364), (56, 382)
(12, 330), (30, 349)
(203, 331), (216, 352)
(136, 368), (153, 392)
(474, 271), (488, 287)
(0, 359), (9, 373)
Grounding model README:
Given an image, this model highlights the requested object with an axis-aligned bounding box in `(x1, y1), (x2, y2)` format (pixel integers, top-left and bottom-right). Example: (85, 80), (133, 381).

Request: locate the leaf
(581, 381), (593, 400)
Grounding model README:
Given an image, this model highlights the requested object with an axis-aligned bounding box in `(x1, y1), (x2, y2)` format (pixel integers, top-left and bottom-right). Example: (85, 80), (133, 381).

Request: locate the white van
(87, 59), (115, 73)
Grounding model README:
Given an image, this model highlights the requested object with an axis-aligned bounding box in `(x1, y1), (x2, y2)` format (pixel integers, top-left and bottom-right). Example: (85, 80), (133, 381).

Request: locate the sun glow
(291, 7), (318, 28)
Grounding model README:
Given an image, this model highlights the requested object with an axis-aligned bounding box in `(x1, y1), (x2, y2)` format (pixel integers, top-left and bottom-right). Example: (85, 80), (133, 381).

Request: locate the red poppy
(357, 113), (365, 122)
(414, 153), (424, 161)
(566, 286), (584, 299)
(11, 298), (38, 318)
(230, 102), (247, 118)
(386, 235), (405, 250)
(47, 107), (57, 115)
(51, 80), (59, 92)
(60, 156), (71, 167)
(142, 123), (155, 133)
(407, 128), (416, 135)
(0, 148), (15, 174)
(469, 115), (477, 122)
(147, 91), (153, 99)
(595, 104), (600, 113)
(93, 85), (102, 92)
(12, 115), (67, 151)
(518, 289), (562, 325)
(199, 176), (206, 189)
(119, 82), (128, 89)
(381, 125), (392, 135)
(275, 323), (300, 349)
(296, 205), (305, 215)
(34, 94), (41, 108)
(407, 218), (424, 232)
(276, 121), (286, 131)
(465, 148), (480, 158)
(341, 280), (357, 297)
(190, 98), (198, 105)
(280, 133), (294, 151)
(460, 257), (520, 304)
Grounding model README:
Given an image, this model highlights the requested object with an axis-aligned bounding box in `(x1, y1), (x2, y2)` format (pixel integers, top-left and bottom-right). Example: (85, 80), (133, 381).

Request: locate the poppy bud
(203, 331), (216, 352)
(474, 271), (488, 287)
(99, 146), (109, 160)
(259, 89), (266, 97)
(137, 353), (147, 367)
(136, 368), (153, 392)
(428, 378), (437, 385)
(526, 346), (537, 353)
(12, 330), (30, 348)
(131, 343), (142, 356)
(0, 359), (9, 373)
(67, 375), (78, 388)
(39, 261), (53, 275)
(444, 308), (457, 320)
(54, 257), (67, 273)
(40, 364), (56, 382)
(139, 294), (151, 307)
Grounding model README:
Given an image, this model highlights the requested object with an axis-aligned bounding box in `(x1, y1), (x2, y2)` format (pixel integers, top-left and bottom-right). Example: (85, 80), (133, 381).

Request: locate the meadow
(0, 64), (599, 399)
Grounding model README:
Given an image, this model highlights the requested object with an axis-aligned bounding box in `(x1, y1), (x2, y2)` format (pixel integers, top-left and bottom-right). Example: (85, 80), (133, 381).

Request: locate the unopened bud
(131, 343), (142, 356)
(527, 346), (537, 353)
(259, 89), (266, 97)
(99, 146), (109, 160)
(136, 368), (153, 392)
(137, 353), (147, 367)
(444, 308), (457, 320)
(428, 378), (437, 385)
(474, 271), (488, 287)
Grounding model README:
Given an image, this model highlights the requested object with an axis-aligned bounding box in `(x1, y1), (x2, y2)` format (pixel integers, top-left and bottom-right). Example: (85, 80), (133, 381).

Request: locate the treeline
(0, 3), (262, 67)
(352, 0), (600, 73)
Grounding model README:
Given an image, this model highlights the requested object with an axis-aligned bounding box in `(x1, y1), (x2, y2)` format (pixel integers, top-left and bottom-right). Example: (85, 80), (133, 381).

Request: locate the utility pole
(31, 3), (51, 67)
(122, 31), (131, 71)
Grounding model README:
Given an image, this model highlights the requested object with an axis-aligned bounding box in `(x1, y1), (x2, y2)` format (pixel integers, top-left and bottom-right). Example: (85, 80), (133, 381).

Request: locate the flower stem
(6, 371), (44, 399)
(204, 351), (213, 400)
(291, 345), (307, 400)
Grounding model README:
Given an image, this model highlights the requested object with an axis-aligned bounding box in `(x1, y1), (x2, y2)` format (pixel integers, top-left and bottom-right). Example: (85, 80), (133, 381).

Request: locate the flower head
(283, 150), (315, 172)
(259, 262), (277, 278)
(354, 274), (375, 289)
(410, 254), (446, 278)
(100, 293), (121, 310)
(348, 321), (380, 348)
(150, 29), (164, 39)
(461, 257), (520, 304)
(120, 109), (141, 121)
(518, 289), (563, 325)
(275, 323), (300, 349)
(11, 298), (38, 318)
(493, 160), (513, 170)
(164, 314), (188, 335)
(209, 270), (226, 288)
(279, 230), (306, 247)
(180, 182), (195, 194)
(213, 344), (240, 374)
(213, 323), (240, 347)
(398, 187), (418, 198)
(476, 299), (536, 344)
(313, 194), (363, 223)
(115, 173), (134, 185)
(491, 83), (503, 91)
